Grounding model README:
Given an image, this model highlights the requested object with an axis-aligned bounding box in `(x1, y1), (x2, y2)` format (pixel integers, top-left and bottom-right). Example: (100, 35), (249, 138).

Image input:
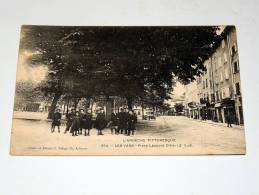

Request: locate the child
(95, 110), (107, 135)
(70, 111), (81, 136)
(110, 112), (118, 134)
(51, 108), (62, 133)
(81, 110), (93, 136)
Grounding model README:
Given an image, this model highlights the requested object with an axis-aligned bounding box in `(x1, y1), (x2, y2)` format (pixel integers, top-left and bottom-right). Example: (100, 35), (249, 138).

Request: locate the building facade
(184, 26), (243, 125)
(184, 80), (199, 119)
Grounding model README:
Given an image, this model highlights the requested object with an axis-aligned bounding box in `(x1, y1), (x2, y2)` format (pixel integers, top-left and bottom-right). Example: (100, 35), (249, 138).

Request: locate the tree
(14, 81), (45, 111)
(20, 26), (87, 118)
(19, 26), (222, 117)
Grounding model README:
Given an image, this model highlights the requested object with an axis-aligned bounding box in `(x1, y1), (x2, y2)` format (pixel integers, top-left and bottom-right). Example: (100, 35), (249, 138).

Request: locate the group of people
(110, 108), (137, 136)
(51, 108), (137, 136)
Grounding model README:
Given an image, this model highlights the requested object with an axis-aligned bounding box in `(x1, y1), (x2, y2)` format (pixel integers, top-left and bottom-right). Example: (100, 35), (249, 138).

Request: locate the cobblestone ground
(10, 113), (246, 155)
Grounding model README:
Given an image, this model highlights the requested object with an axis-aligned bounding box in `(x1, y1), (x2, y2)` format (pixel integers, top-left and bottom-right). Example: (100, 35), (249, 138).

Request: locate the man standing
(127, 110), (136, 136)
(124, 108), (131, 135)
(95, 110), (107, 135)
(78, 109), (85, 135)
(117, 108), (122, 134)
(110, 112), (117, 134)
(64, 108), (76, 133)
(70, 111), (81, 136)
(117, 108), (126, 134)
(51, 108), (62, 133)
(81, 109), (93, 136)
(226, 111), (232, 128)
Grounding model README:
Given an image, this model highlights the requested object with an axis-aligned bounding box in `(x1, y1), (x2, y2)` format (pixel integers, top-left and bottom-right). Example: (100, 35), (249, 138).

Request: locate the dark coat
(110, 113), (117, 126)
(133, 113), (137, 123)
(95, 113), (107, 130)
(127, 113), (136, 130)
(117, 111), (127, 129)
(226, 113), (232, 124)
(70, 116), (81, 131)
(66, 112), (76, 127)
(52, 112), (61, 126)
(81, 113), (92, 130)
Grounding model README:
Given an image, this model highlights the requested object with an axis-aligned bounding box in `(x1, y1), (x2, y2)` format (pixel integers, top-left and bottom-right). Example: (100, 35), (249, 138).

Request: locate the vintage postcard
(10, 25), (246, 155)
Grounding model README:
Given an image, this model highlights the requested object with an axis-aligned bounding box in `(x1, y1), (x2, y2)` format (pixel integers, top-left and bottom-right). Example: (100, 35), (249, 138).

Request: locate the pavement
(13, 111), (49, 121)
(10, 112), (246, 155)
(185, 117), (244, 130)
(13, 111), (244, 129)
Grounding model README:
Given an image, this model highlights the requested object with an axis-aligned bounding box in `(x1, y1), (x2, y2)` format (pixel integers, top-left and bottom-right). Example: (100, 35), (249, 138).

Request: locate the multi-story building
(184, 80), (199, 119)
(226, 27), (243, 124)
(196, 57), (216, 121)
(184, 26), (243, 125)
(212, 32), (235, 123)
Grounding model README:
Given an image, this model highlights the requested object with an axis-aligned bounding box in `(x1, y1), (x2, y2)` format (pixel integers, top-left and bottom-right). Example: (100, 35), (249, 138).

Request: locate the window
(220, 72), (224, 82)
(211, 94), (215, 102)
(233, 61), (239, 73)
(222, 40), (225, 48)
(203, 81), (205, 89)
(224, 52), (228, 62)
(225, 68), (229, 80)
(205, 79), (208, 88)
(231, 44), (237, 56)
(236, 82), (241, 95)
(225, 87), (230, 97)
(222, 88), (226, 99)
(218, 57), (222, 67)
(216, 91), (219, 101)
(215, 76), (219, 85)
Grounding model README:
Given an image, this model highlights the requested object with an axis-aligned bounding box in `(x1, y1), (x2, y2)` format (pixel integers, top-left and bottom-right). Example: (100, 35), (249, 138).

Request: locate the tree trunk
(74, 98), (79, 110)
(66, 100), (70, 119)
(66, 99), (70, 119)
(84, 97), (91, 110)
(105, 97), (113, 120)
(62, 103), (66, 114)
(141, 101), (145, 120)
(47, 92), (62, 119)
(127, 97), (133, 110)
(90, 100), (94, 114)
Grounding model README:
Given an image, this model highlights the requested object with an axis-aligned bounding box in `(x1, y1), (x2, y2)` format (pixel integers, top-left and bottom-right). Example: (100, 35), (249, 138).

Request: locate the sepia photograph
(10, 25), (246, 155)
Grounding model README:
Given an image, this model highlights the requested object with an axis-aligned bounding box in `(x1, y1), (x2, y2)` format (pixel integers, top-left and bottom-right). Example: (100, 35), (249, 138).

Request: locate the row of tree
(19, 25), (222, 118)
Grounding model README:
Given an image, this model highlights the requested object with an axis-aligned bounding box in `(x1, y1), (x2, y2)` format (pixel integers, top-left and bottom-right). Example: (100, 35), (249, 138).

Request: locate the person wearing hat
(117, 108), (126, 134)
(123, 108), (129, 135)
(51, 108), (62, 133)
(64, 108), (76, 133)
(70, 111), (81, 136)
(110, 112), (118, 134)
(78, 108), (85, 135)
(81, 109), (93, 136)
(126, 110), (136, 136)
(226, 111), (233, 128)
(95, 109), (107, 135)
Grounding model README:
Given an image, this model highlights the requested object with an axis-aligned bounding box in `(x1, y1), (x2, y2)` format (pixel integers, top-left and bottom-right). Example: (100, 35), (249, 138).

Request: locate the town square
(11, 25), (246, 155)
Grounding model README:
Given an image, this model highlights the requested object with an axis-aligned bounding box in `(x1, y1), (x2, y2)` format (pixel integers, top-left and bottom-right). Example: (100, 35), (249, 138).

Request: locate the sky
(165, 82), (186, 106)
(173, 82), (185, 98)
(16, 50), (48, 83)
